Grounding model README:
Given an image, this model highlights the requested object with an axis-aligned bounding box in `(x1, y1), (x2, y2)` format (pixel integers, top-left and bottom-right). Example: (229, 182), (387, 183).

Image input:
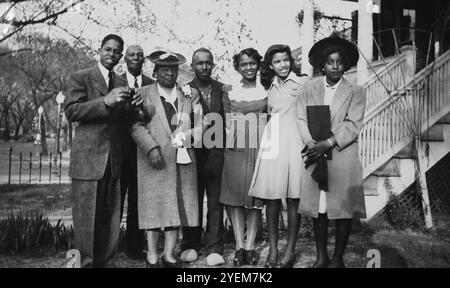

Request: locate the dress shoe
(180, 249), (198, 262)
(206, 253), (225, 266)
(145, 259), (159, 268)
(276, 257), (295, 268)
(245, 250), (259, 265)
(233, 249), (246, 267)
(311, 258), (330, 268)
(161, 256), (182, 268)
(264, 256), (279, 268)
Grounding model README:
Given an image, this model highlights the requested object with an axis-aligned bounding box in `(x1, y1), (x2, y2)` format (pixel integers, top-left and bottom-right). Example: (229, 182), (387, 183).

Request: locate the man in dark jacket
(120, 45), (154, 259)
(181, 48), (226, 266)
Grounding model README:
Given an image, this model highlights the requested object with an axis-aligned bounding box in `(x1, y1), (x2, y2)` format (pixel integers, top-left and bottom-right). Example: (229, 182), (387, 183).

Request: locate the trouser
(181, 174), (225, 255)
(120, 144), (145, 256)
(72, 162), (121, 267)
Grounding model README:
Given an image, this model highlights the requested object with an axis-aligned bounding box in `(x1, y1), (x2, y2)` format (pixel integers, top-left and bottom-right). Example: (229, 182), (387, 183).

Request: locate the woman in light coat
(297, 35), (367, 268)
(131, 50), (203, 268)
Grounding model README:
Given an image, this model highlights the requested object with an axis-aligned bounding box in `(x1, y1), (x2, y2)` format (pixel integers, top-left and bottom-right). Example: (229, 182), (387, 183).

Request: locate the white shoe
(206, 253), (225, 266)
(180, 249), (198, 262)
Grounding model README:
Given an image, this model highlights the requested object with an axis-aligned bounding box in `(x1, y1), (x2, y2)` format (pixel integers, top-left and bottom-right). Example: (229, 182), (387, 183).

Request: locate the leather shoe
(264, 256), (279, 268)
(146, 259), (159, 268)
(161, 256), (182, 268)
(233, 249), (246, 266)
(276, 257), (295, 268)
(245, 250), (259, 265)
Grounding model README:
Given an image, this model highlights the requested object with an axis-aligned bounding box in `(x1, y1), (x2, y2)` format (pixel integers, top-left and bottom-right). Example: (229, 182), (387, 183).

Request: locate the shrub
(384, 178), (425, 231)
(0, 213), (73, 254)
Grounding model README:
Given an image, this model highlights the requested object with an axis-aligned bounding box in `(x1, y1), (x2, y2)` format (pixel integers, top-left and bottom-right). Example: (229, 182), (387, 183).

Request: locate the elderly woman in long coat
(131, 50), (203, 268)
(296, 34), (366, 268)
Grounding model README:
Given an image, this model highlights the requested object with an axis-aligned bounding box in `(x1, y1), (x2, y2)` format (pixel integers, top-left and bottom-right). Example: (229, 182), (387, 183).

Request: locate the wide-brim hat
(147, 50), (186, 66)
(308, 34), (359, 71)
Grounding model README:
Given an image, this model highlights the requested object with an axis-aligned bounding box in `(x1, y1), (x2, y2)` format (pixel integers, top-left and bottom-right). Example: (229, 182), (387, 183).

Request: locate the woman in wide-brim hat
(131, 49), (204, 268)
(296, 34), (367, 268)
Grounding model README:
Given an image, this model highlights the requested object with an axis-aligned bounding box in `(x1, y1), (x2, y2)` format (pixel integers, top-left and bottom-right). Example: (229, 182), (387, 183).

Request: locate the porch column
(357, 0), (374, 85)
(301, 0), (314, 77)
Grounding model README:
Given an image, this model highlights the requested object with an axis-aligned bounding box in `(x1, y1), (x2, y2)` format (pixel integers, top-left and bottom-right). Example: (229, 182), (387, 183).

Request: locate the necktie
(108, 70), (114, 92)
(134, 77), (139, 88)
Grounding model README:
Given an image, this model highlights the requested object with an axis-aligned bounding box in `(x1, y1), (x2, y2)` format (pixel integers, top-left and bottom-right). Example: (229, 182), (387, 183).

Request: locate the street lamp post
(37, 105), (44, 145)
(53, 92), (65, 167)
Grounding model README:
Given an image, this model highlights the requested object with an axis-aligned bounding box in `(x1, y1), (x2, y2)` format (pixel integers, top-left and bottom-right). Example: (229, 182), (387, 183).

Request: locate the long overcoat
(296, 77), (367, 219)
(131, 83), (202, 229)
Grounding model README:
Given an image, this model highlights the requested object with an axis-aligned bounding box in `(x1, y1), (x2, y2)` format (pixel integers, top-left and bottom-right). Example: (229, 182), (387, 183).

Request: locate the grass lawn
(0, 184), (71, 219)
(0, 184), (449, 268)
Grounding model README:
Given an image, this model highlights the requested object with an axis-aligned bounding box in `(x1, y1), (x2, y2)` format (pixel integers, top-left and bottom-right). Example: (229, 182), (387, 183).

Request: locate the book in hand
(303, 105), (332, 191)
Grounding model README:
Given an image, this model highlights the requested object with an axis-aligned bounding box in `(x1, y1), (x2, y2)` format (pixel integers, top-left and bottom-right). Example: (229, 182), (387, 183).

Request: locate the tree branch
(0, 48), (32, 57)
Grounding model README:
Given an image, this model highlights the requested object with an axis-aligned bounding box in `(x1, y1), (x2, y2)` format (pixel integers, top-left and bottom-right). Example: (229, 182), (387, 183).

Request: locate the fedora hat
(308, 34), (359, 71)
(148, 50), (186, 66)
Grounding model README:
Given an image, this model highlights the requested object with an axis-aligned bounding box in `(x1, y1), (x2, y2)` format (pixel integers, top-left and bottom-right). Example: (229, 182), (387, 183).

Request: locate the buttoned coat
(65, 65), (128, 180)
(131, 83), (202, 229)
(296, 77), (367, 219)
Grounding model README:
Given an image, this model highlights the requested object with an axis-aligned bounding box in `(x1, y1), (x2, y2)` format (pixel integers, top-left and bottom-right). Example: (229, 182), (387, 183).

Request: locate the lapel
(312, 78), (325, 106)
(142, 75), (154, 87)
(147, 84), (172, 136)
(189, 80), (211, 114)
(91, 65), (109, 96)
(330, 78), (352, 122)
(176, 86), (189, 129)
(209, 80), (222, 114)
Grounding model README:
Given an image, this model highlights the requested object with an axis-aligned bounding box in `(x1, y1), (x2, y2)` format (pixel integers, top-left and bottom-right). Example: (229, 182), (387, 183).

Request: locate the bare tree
(0, 0), (86, 49)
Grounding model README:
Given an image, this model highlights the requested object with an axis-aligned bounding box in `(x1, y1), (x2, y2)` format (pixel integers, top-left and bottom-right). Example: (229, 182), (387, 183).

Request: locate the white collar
(228, 76), (267, 102)
(271, 72), (302, 89)
(98, 62), (112, 86)
(323, 76), (343, 89)
(126, 71), (142, 87)
(157, 83), (178, 105)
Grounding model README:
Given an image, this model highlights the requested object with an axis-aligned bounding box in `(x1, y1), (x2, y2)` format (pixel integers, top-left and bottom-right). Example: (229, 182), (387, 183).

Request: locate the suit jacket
(120, 72), (155, 155)
(121, 73), (155, 88)
(296, 77), (367, 219)
(131, 83), (202, 229)
(189, 79), (225, 178)
(64, 65), (129, 180)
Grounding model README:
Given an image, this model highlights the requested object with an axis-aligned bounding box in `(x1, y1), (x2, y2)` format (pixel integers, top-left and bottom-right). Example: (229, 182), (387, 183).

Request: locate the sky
(1, 0), (357, 79)
(53, 0), (357, 53)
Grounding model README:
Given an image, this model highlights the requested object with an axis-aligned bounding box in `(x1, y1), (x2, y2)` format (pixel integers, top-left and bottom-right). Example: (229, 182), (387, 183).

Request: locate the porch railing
(359, 49), (450, 178)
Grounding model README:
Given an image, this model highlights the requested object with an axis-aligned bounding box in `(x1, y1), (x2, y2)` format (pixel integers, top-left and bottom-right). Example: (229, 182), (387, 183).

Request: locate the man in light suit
(120, 45), (154, 259)
(65, 34), (142, 268)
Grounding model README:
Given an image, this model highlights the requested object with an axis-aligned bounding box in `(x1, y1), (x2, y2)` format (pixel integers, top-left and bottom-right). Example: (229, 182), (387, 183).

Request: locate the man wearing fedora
(120, 44), (154, 259)
(65, 34), (143, 268)
(180, 47), (227, 266)
(130, 50), (204, 267)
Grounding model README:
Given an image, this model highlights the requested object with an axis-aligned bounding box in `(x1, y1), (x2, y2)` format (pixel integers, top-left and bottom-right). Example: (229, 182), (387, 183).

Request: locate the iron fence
(4, 146), (70, 185)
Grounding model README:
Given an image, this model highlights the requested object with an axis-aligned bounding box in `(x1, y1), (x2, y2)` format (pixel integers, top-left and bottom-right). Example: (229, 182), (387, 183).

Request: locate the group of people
(64, 32), (367, 268)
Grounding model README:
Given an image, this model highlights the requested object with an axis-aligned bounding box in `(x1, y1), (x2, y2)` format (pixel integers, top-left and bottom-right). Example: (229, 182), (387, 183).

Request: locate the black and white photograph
(0, 0), (449, 272)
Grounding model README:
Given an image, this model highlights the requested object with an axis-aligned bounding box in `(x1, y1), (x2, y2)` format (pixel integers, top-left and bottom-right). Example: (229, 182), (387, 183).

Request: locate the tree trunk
(40, 115), (48, 156)
(68, 122), (73, 150)
(3, 109), (11, 141)
(415, 137), (433, 229)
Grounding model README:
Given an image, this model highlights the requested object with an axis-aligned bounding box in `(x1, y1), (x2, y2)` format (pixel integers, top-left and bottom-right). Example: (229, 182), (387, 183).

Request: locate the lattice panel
(427, 152), (450, 214)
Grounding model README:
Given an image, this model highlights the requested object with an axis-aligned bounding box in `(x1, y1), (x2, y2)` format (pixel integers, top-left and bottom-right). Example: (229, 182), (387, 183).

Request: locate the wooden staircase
(359, 49), (450, 220)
